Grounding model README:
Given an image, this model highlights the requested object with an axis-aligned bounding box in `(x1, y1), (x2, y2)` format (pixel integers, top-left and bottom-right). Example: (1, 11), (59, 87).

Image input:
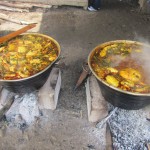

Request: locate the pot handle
(74, 62), (91, 90)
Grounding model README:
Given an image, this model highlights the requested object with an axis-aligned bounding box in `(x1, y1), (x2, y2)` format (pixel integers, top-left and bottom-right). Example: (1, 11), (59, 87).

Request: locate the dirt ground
(0, 2), (150, 150)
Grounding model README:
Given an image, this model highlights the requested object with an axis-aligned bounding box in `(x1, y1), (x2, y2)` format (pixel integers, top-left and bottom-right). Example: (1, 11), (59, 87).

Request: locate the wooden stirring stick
(0, 23), (36, 44)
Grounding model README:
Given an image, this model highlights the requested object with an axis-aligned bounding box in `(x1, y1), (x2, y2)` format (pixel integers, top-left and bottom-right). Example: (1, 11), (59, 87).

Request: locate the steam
(111, 55), (125, 67)
(110, 36), (150, 84)
(131, 36), (150, 84)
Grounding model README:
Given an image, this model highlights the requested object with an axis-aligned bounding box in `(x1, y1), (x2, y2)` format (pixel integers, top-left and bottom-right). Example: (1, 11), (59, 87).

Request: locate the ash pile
(0, 68), (61, 129)
(86, 75), (150, 150)
(108, 106), (150, 150)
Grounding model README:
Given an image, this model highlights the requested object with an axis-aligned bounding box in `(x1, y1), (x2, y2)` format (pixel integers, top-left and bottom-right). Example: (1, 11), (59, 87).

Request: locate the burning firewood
(38, 67), (61, 110)
(86, 75), (108, 122)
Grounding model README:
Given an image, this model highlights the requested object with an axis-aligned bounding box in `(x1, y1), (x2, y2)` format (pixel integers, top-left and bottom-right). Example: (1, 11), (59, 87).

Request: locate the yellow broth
(90, 42), (150, 93)
(0, 34), (58, 80)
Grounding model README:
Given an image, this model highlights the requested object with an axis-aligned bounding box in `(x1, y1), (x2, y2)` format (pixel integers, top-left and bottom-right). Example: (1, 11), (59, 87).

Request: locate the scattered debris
(86, 75), (108, 122)
(38, 67), (61, 110)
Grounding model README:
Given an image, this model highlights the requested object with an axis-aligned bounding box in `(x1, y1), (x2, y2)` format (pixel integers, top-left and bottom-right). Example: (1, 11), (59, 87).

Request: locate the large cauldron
(0, 33), (61, 93)
(88, 40), (150, 110)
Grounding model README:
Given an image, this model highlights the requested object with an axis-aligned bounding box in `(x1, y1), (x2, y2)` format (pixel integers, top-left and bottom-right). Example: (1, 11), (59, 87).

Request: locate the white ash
(108, 106), (150, 150)
(92, 125), (106, 149)
(5, 93), (40, 127)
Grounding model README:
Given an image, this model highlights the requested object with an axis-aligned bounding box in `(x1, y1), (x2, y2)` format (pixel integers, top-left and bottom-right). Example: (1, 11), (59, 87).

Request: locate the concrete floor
(0, 2), (150, 150)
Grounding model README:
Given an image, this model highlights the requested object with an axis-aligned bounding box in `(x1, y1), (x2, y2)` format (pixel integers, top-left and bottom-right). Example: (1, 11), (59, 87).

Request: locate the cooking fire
(0, 29), (150, 149)
(0, 67), (61, 128)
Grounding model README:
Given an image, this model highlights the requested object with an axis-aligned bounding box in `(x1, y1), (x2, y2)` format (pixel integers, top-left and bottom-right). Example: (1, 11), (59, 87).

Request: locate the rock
(86, 75), (108, 123)
(38, 67), (61, 110)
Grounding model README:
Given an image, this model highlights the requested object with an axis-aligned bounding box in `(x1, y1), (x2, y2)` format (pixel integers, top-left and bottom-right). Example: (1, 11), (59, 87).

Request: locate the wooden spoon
(0, 23), (36, 44)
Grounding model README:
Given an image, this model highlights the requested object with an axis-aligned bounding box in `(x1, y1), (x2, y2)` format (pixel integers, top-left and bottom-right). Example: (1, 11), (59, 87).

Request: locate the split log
(86, 75), (108, 122)
(0, 1), (52, 9)
(0, 5), (29, 12)
(38, 68), (61, 110)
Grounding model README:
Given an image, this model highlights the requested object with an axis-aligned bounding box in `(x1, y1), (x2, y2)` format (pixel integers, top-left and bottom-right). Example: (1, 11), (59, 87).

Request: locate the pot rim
(0, 32), (61, 82)
(88, 40), (150, 97)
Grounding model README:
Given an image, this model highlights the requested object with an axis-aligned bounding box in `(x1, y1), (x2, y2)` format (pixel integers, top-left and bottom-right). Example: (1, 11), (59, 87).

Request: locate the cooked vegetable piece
(106, 75), (119, 87)
(18, 46), (27, 53)
(135, 86), (150, 93)
(106, 67), (118, 74)
(119, 68), (141, 82)
(121, 80), (134, 88)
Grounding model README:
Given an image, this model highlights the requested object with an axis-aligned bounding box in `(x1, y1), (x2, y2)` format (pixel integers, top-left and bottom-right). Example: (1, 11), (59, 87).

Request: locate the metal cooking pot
(88, 40), (150, 110)
(0, 33), (61, 93)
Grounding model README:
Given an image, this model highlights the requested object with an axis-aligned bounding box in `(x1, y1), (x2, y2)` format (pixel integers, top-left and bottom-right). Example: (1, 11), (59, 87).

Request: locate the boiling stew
(0, 34), (58, 80)
(91, 42), (150, 93)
